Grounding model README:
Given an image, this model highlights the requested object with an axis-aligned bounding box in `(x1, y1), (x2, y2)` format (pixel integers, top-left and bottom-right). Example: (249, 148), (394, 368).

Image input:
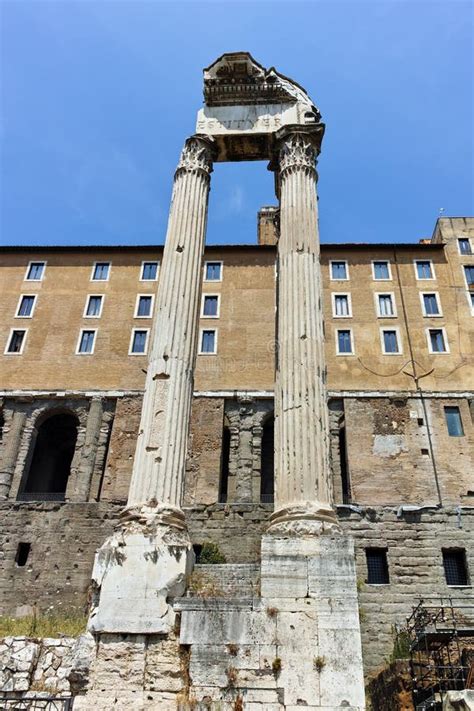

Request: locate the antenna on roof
(438, 207), (445, 216)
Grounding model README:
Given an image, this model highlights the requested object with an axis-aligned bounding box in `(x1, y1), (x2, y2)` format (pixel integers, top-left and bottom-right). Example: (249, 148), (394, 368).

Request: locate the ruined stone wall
(0, 635), (75, 695)
(345, 396), (473, 506)
(0, 502), (121, 617)
(340, 507), (474, 675)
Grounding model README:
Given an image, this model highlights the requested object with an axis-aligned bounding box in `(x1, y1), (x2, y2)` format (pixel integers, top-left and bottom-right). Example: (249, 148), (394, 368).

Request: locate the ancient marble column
(0, 410), (27, 500)
(127, 135), (215, 527)
(269, 126), (338, 533)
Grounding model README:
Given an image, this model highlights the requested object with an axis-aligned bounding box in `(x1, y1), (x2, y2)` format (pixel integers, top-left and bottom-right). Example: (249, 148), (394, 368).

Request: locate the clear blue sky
(1, 1), (472, 246)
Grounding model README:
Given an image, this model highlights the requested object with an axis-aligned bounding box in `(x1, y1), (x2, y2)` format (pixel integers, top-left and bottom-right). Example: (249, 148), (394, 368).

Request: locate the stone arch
(260, 411), (274, 503)
(19, 409), (79, 500)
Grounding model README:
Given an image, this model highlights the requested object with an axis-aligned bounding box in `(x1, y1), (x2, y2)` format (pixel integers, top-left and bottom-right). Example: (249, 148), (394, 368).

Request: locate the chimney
(258, 206), (279, 246)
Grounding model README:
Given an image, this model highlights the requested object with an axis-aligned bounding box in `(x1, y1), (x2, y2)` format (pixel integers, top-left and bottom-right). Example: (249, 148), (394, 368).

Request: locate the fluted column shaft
(128, 135), (215, 519)
(270, 126), (337, 532)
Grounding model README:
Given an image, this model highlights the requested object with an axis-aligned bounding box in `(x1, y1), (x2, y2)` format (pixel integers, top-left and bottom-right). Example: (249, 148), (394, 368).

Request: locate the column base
(88, 504), (194, 634)
(267, 501), (341, 536)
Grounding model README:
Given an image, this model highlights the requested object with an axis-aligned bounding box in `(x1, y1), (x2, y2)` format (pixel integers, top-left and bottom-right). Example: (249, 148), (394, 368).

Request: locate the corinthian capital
(275, 125), (324, 177)
(176, 135), (215, 178)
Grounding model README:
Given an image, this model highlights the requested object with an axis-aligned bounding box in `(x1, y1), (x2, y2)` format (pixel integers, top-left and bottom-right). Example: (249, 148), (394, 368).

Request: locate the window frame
(4, 328), (28, 355)
(203, 261), (223, 283)
(329, 260), (349, 282)
(420, 291), (443, 318)
(426, 327), (450, 354)
(414, 259), (436, 281)
(128, 328), (150, 356)
(75, 328), (97, 355)
(365, 547), (390, 586)
(458, 238), (473, 256)
(90, 261), (111, 282)
(467, 291), (474, 316)
(24, 261), (46, 282)
(463, 265), (474, 289)
(134, 294), (155, 319)
(331, 292), (352, 319)
(380, 327), (403, 355)
(15, 294), (37, 319)
(201, 293), (221, 319)
(198, 327), (218, 355)
(335, 328), (354, 355)
(83, 295), (104, 319)
(139, 260), (159, 282)
(442, 548), (470, 587)
(444, 406), (464, 437)
(374, 292), (397, 318)
(371, 260), (392, 281)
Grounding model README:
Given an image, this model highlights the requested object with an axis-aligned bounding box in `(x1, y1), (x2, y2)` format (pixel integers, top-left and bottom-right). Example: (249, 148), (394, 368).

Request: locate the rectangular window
(5, 330), (26, 354)
(200, 329), (217, 354)
(204, 261), (222, 281)
(428, 328), (448, 353)
(91, 262), (110, 281)
(202, 294), (220, 318)
(382, 329), (401, 354)
(336, 329), (353, 354)
(333, 294), (351, 317)
(444, 406), (464, 437)
(77, 329), (96, 354)
(464, 265), (474, 287)
(372, 261), (391, 280)
(366, 548), (389, 585)
(25, 261), (45, 281)
(421, 293), (441, 316)
(84, 295), (103, 318)
(330, 261), (348, 280)
(458, 238), (472, 255)
(16, 295), (36, 318)
(377, 293), (395, 317)
(415, 260), (434, 280)
(129, 329), (149, 354)
(135, 295), (153, 318)
(469, 292), (474, 315)
(140, 261), (158, 281)
(443, 549), (469, 586)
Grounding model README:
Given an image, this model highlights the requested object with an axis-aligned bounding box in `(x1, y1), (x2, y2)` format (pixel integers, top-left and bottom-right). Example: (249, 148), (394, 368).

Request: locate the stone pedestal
(260, 532), (366, 709)
(89, 506), (194, 634)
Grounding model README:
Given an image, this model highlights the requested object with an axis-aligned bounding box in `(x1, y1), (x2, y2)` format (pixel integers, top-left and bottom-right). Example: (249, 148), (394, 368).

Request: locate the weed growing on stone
(226, 665), (238, 688)
(266, 606), (278, 618)
(313, 655), (326, 673)
(227, 643), (239, 656)
(272, 657), (282, 676)
(197, 542), (227, 564)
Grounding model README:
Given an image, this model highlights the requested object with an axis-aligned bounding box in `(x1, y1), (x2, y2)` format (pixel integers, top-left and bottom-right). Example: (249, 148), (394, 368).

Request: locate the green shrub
(197, 542), (226, 564)
(389, 625), (411, 661)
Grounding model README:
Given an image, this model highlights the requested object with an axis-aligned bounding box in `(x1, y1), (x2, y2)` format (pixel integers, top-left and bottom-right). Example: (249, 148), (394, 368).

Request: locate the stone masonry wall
(340, 506), (474, 675)
(0, 636), (75, 695)
(0, 502), (122, 617)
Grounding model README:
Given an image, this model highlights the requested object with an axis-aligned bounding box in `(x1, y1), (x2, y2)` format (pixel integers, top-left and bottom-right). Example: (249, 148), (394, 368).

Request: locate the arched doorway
(20, 413), (78, 500)
(260, 414), (274, 503)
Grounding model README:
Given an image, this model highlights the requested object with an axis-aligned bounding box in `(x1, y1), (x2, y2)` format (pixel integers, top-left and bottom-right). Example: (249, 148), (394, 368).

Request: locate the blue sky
(1, 0), (472, 246)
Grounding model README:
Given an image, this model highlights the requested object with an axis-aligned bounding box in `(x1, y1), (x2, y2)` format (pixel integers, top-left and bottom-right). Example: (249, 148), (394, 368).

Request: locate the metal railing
(16, 492), (66, 502)
(0, 697), (73, 710)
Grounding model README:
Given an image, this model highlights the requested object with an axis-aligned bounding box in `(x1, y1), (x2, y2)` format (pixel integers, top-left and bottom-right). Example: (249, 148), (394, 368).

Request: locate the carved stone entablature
(175, 135), (215, 178)
(203, 52), (321, 119)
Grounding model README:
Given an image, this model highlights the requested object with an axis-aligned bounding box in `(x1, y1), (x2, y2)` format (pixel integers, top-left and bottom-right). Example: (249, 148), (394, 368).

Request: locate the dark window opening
(443, 549), (469, 586)
(0, 412), (4, 442)
(19, 413), (78, 501)
(421, 448), (429, 456)
(366, 548), (390, 584)
(339, 423), (351, 504)
(260, 415), (274, 503)
(219, 426), (230, 503)
(15, 542), (31, 567)
(417, 417), (424, 426)
(192, 544), (203, 561)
